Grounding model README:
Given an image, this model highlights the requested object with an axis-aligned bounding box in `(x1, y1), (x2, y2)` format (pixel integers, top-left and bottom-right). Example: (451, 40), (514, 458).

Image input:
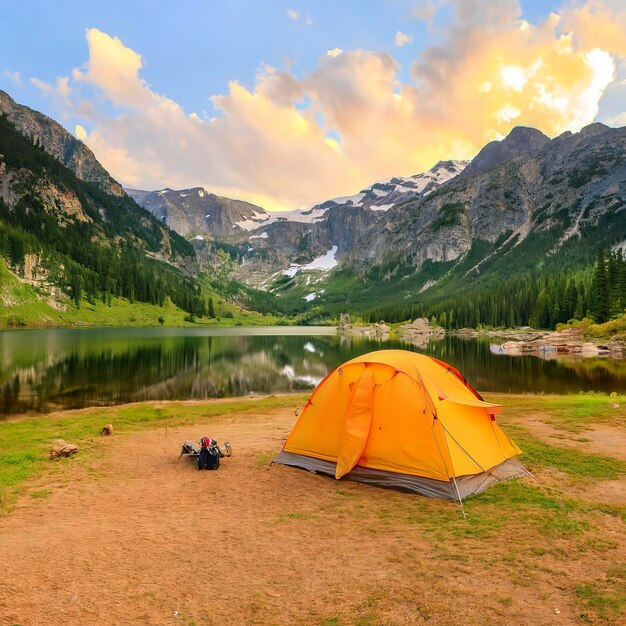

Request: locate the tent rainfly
(275, 349), (527, 504)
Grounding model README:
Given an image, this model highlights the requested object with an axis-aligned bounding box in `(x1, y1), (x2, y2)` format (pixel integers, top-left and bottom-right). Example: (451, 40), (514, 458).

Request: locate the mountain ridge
(0, 90), (124, 197)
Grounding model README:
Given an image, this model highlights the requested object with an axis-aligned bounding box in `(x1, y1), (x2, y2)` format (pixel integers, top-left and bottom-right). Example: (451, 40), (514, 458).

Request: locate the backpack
(197, 437), (220, 470)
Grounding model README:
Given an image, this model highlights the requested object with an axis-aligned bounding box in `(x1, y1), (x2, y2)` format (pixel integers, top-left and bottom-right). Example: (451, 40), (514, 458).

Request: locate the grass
(488, 392), (626, 432)
(504, 423), (626, 480)
(559, 314), (626, 340)
(276, 512), (318, 522)
(0, 394), (308, 511)
(255, 451), (276, 469)
(575, 564), (626, 622)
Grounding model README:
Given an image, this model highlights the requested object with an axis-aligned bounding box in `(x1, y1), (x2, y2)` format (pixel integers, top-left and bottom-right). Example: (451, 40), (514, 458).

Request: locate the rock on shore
(493, 326), (624, 358)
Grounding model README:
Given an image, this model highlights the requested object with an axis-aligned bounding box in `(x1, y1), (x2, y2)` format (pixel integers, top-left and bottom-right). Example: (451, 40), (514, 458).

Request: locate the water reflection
(1, 328), (625, 417)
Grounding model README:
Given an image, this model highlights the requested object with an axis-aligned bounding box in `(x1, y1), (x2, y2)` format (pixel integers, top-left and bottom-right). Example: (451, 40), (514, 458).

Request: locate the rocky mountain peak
(0, 90), (124, 196)
(130, 186), (269, 240)
(460, 125), (550, 179)
(578, 122), (611, 137)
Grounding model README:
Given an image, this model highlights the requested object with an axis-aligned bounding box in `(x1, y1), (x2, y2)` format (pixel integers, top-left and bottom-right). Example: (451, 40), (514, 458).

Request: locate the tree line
(365, 248), (626, 329)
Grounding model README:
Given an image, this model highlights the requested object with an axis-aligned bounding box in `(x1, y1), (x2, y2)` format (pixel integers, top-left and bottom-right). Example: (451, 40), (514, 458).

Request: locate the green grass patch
(276, 512), (317, 522)
(29, 488), (51, 499)
(0, 394), (307, 511)
(576, 564), (626, 622)
(492, 393), (626, 432)
(504, 423), (626, 479)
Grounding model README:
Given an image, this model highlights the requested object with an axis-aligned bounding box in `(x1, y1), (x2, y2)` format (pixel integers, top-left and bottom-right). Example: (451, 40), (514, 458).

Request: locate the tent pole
(451, 475), (467, 520)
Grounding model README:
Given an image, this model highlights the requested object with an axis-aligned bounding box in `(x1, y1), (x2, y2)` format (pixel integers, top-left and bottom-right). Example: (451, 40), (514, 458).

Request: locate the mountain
(353, 122), (623, 271)
(0, 104), (206, 320)
(130, 160), (468, 284)
(215, 122), (623, 320)
(130, 187), (270, 240)
(459, 126), (550, 179)
(117, 119), (626, 328)
(0, 90), (124, 197)
(313, 122), (626, 315)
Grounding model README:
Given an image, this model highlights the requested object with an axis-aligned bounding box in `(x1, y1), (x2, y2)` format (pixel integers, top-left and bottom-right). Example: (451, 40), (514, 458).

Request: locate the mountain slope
(242, 122), (624, 321)
(0, 111), (206, 319)
(133, 187), (270, 240)
(0, 90), (124, 197)
(318, 123), (626, 310)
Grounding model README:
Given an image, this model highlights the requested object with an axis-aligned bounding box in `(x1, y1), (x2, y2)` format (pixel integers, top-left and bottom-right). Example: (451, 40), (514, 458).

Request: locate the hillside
(0, 90), (123, 197)
(0, 111), (207, 323)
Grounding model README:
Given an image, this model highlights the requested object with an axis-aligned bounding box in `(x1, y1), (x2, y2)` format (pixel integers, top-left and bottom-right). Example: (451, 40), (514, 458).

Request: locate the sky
(2, 0), (626, 211)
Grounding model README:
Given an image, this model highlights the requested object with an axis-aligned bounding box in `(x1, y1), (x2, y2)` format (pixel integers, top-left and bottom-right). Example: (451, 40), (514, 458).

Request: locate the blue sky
(2, 0), (553, 113)
(2, 1), (625, 210)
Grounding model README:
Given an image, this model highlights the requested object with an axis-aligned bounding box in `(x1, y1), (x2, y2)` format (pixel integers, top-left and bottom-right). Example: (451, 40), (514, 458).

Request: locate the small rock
(100, 424), (113, 436)
(50, 439), (78, 459)
(612, 403), (620, 409)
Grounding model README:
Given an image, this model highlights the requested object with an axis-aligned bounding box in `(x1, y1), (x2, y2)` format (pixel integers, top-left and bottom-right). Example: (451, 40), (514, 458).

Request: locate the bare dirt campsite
(0, 394), (624, 625)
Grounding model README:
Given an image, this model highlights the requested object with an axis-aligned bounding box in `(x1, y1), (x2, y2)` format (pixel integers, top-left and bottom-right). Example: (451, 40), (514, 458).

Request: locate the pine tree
(592, 249), (610, 323)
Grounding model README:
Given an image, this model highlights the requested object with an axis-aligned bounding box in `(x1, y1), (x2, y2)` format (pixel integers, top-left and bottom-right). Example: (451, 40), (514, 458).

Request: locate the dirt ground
(0, 403), (624, 626)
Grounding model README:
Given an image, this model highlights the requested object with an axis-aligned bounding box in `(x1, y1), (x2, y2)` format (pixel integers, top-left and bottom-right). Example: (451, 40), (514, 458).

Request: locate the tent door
(335, 367), (374, 479)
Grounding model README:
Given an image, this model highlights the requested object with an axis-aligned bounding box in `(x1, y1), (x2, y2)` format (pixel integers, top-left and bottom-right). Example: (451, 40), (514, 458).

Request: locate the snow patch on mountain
(283, 246), (339, 277)
(235, 211), (272, 231)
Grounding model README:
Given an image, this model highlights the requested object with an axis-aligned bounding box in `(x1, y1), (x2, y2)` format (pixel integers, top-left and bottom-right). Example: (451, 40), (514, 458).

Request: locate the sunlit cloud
(74, 124), (88, 140)
(286, 8), (299, 21)
(39, 1), (626, 211)
(31, 76), (73, 108)
(395, 31), (414, 47)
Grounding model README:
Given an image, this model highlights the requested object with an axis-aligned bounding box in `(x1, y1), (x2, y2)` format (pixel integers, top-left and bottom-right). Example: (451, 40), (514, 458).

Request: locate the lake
(1, 326), (625, 417)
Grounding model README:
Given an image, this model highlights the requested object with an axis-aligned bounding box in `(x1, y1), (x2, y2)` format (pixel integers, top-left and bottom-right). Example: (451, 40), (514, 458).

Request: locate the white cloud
(326, 48), (343, 58)
(286, 8), (312, 25)
(2, 70), (23, 86)
(410, 0), (439, 24)
(395, 31), (414, 47)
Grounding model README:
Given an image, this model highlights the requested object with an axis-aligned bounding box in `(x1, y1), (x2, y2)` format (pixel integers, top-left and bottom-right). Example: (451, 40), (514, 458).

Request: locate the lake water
(1, 326), (625, 417)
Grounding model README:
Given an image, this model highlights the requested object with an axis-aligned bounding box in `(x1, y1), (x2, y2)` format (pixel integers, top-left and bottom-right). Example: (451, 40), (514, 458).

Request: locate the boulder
(50, 439), (78, 459)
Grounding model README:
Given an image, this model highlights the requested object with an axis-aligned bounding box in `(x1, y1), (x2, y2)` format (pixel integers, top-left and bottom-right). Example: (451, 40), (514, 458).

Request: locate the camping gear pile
(180, 437), (232, 470)
(275, 349), (528, 507)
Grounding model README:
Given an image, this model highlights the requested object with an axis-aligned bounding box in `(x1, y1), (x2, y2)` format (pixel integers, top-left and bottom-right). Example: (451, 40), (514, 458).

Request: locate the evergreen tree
(592, 249), (610, 323)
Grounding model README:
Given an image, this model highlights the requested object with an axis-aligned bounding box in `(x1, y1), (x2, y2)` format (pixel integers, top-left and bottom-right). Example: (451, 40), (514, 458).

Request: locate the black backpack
(198, 445), (220, 470)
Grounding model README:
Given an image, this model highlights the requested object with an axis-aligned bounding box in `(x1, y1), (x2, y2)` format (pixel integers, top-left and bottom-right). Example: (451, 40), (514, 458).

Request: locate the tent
(275, 349), (527, 504)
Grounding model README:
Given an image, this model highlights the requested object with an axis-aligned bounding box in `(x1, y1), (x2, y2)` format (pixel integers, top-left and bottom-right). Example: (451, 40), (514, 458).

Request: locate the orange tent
(275, 349), (526, 502)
